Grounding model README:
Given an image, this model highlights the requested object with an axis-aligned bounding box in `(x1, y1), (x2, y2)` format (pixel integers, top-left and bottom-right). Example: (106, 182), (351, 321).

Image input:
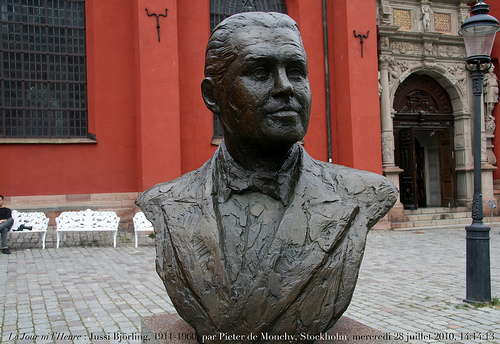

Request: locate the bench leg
(113, 230), (117, 248)
(39, 232), (47, 249)
(135, 232), (139, 248)
(56, 231), (61, 248)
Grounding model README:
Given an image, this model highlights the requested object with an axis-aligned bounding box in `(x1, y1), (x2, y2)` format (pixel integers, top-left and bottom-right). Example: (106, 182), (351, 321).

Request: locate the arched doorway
(393, 74), (456, 210)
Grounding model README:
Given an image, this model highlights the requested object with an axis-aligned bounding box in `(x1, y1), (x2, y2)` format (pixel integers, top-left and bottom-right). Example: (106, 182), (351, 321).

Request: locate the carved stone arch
(414, 66), (467, 114)
(389, 64), (466, 115)
(394, 74), (453, 115)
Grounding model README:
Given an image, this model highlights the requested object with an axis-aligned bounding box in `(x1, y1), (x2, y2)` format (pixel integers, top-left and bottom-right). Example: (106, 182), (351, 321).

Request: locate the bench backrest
(11, 210), (49, 231)
(133, 212), (154, 231)
(56, 209), (120, 230)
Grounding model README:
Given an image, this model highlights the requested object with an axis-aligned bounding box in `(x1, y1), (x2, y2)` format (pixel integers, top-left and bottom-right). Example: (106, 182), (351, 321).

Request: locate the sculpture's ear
(201, 77), (220, 114)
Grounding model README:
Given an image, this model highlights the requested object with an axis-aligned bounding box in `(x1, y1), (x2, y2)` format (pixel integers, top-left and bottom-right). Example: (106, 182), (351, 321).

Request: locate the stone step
(404, 212), (471, 222)
(393, 214), (500, 230)
(393, 223), (500, 231)
(404, 207), (468, 215)
(393, 218), (469, 229)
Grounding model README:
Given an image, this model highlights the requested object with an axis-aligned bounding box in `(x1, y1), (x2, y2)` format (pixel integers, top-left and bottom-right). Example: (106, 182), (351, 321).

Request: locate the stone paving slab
(0, 226), (499, 344)
(344, 226), (500, 344)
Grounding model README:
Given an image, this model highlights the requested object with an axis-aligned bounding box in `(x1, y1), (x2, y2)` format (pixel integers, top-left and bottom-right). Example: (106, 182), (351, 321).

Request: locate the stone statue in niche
(484, 67), (499, 135)
(484, 66), (498, 165)
(420, 2), (432, 32)
(136, 12), (397, 344)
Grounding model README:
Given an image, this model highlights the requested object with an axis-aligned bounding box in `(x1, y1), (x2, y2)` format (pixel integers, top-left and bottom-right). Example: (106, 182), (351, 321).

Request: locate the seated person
(0, 194), (13, 254)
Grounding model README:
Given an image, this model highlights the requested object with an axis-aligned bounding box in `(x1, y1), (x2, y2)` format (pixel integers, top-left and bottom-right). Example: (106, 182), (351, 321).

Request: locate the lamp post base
(465, 221), (491, 304)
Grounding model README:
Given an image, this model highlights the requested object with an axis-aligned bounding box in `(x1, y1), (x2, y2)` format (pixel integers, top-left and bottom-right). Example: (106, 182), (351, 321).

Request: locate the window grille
(210, 0), (287, 139)
(0, 0), (87, 138)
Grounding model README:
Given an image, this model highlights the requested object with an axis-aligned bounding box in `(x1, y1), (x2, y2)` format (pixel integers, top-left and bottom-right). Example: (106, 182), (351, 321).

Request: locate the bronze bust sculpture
(136, 12), (397, 344)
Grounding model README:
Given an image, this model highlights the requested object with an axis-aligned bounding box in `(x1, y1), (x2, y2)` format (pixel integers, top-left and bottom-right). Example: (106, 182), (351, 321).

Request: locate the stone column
(379, 57), (404, 224)
(380, 59), (395, 168)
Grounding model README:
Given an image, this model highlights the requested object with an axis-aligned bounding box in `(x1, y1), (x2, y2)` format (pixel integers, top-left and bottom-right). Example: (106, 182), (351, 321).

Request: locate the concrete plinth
(141, 313), (405, 344)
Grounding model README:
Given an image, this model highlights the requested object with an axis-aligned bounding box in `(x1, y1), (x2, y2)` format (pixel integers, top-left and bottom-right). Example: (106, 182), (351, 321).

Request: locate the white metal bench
(11, 210), (49, 249)
(133, 212), (154, 248)
(55, 209), (120, 248)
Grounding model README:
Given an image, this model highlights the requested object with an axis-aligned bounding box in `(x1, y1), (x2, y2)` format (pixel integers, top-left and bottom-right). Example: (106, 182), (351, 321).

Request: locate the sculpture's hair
(204, 12), (302, 86)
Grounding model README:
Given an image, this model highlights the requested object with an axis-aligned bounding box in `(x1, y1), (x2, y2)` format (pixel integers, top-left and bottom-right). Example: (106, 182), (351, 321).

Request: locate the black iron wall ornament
(145, 8), (168, 42)
(353, 30), (369, 57)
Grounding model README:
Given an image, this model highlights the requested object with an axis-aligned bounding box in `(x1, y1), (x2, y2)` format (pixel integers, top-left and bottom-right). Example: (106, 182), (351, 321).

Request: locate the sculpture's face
(218, 26), (311, 150)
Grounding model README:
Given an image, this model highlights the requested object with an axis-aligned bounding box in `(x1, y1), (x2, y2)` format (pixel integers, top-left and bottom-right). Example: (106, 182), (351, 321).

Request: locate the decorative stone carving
(420, 2), (433, 32)
(484, 68), (498, 135)
(382, 131), (396, 166)
(424, 41), (433, 55)
(487, 140), (496, 165)
(378, 70), (382, 96)
(391, 41), (423, 55)
(482, 133), (488, 164)
(447, 63), (468, 97)
(484, 68), (498, 165)
(458, 3), (470, 26)
(378, 0), (393, 25)
(387, 58), (409, 85)
(432, 44), (462, 58)
(379, 35), (390, 49)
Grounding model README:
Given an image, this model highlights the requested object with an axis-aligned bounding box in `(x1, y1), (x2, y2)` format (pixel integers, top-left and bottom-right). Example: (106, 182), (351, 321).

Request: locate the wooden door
(415, 139), (427, 207)
(399, 128), (418, 209)
(439, 128), (456, 207)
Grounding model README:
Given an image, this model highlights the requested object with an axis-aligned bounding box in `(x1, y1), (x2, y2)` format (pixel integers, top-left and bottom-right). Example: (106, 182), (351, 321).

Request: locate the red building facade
(3, 0), (500, 226)
(2, 0), (382, 197)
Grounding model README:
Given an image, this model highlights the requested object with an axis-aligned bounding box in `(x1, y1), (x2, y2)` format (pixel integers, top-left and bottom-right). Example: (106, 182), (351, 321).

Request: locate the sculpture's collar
(213, 141), (302, 206)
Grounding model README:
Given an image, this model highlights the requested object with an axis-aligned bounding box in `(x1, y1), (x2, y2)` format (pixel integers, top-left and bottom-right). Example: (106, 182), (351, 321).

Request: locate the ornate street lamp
(459, 0), (499, 304)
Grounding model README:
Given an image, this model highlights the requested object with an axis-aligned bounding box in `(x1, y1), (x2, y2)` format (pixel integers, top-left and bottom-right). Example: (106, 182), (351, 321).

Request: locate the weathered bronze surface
(136, 12), (397, 344)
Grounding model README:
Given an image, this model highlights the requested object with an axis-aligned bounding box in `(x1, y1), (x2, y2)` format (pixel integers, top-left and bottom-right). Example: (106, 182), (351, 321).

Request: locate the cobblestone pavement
(344, 226), (500, 344)
(0, 227), (499, 344)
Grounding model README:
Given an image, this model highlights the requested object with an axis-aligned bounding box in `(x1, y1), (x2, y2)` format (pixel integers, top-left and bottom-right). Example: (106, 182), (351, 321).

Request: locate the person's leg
(0, 218), (14, 250)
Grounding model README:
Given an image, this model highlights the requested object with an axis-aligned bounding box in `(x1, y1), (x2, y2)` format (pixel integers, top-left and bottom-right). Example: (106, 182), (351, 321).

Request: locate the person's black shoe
(2, 248), (11, 254)
(17, 224), (32, 231)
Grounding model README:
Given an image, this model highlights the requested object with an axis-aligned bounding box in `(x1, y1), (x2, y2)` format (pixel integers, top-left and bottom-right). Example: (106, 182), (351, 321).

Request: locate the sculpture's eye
(249, 67), (270, 81)
(287, 64), (307, 81)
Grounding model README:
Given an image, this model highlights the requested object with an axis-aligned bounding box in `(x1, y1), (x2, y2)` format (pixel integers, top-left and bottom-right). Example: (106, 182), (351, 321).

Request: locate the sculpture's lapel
(221, 151), (360, 332)
(162, 150), (360, 333)
(159, 158), (233, 328)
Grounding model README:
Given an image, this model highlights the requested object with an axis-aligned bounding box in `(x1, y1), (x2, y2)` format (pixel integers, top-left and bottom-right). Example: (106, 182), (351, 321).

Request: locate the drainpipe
(322, 0), (333, 163)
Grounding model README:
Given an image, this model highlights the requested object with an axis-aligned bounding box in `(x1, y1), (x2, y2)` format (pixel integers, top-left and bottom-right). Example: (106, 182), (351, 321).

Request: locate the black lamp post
(459, 0), (499, 304)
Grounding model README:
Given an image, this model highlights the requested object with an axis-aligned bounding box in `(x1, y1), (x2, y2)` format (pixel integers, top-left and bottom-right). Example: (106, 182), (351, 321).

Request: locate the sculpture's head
(202, 12), (311, 159)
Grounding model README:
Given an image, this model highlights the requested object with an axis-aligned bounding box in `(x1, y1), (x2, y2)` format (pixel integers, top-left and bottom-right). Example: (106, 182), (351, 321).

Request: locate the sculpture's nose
(272, 68), (293, 98)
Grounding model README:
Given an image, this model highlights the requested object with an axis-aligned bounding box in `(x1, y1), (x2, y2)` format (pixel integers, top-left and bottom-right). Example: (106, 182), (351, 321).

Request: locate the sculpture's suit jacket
(136, 145), (397, 343)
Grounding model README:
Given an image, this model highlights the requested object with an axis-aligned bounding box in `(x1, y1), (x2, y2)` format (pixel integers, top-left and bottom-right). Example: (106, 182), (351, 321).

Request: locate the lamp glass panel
(462, 25), (499, 58)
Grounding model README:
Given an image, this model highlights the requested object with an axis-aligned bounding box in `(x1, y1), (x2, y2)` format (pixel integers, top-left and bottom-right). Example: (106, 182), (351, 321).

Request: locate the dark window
(0, 0), (87, 138)
(210, 0), (287, 139)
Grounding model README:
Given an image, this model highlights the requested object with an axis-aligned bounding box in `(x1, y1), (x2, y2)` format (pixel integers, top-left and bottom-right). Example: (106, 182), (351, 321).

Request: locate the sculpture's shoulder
(135, 157), (212, 209)
(304, 153), (398, 225)
(327, 162), (397, 202)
